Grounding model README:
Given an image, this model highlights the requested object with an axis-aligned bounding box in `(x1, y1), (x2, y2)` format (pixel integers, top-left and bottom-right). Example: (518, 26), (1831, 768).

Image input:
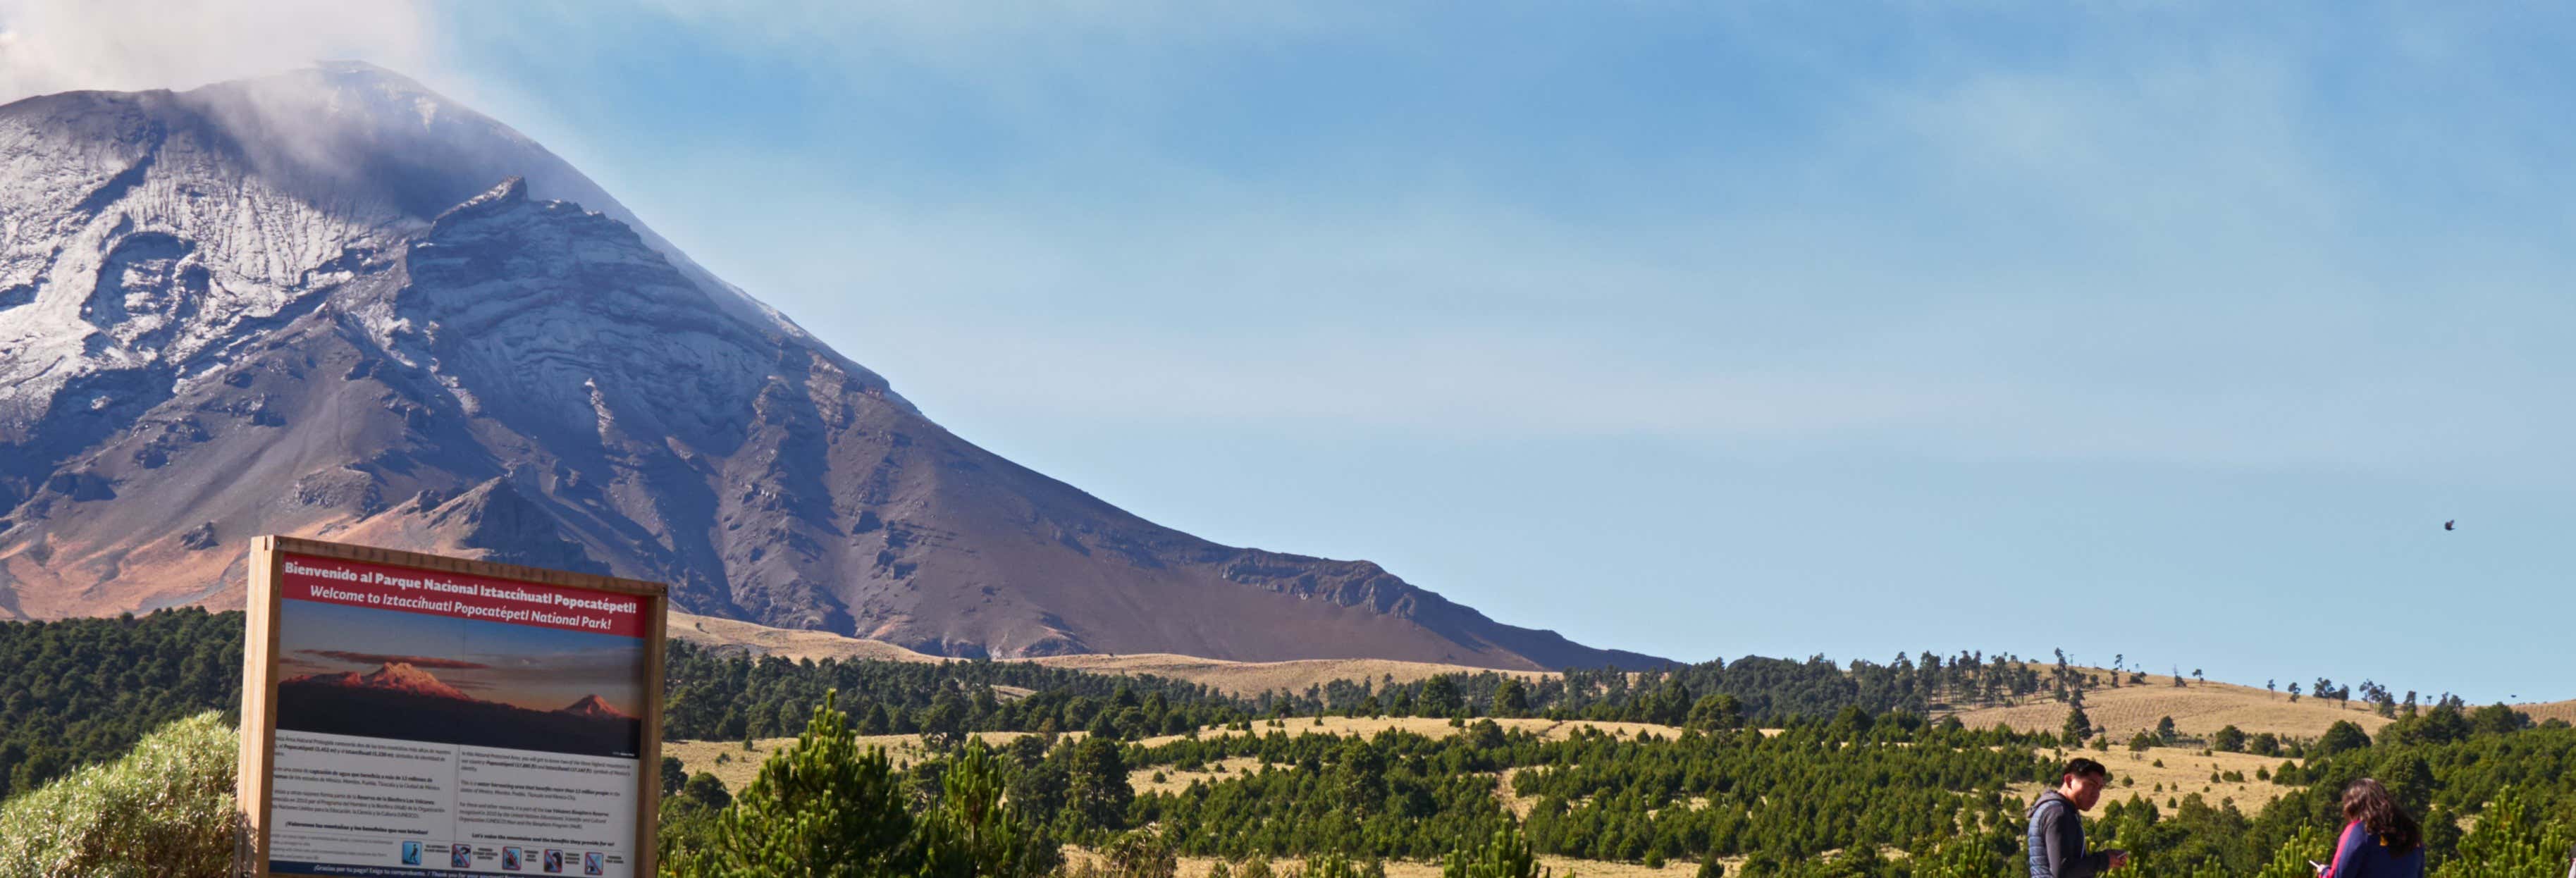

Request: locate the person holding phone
(2317, 779), (2424, 878)
(2028, 758), (2128, 878)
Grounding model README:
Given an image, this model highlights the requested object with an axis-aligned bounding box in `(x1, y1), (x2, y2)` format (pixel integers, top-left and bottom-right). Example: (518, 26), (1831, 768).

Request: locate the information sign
(238, 536), (667, 877)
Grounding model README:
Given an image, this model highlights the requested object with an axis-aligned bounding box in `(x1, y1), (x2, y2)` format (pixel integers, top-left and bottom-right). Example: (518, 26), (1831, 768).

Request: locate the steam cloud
(0, 0), (434, 103)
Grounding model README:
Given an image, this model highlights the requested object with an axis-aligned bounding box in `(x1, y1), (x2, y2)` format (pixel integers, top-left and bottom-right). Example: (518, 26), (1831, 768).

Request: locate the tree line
(2, 610), (2048, 803)
(0, 607), (241, 799)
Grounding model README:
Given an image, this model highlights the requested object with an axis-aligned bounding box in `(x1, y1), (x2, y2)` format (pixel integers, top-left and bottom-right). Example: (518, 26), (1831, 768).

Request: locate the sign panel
(240, 537), (667, 878)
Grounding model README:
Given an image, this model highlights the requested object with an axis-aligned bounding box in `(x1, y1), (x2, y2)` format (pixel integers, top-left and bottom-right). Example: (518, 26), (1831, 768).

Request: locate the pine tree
(1495, 679), (1531, 719)
(912, 736), (1059, 878)
(1069, 735), (1135, 832)
(675, 690), (917, 877)
(1445, 820), (1551, 878)
(2254, 825), (2333, 878)
(2436, 786), (2575, 878)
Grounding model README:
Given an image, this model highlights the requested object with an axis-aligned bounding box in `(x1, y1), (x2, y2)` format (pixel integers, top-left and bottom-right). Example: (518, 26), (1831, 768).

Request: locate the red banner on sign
(278, 552), (648, 638)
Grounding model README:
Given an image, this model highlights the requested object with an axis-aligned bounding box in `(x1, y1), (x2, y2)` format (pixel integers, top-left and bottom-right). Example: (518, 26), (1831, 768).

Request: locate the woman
(2321, 778), (2424, 878)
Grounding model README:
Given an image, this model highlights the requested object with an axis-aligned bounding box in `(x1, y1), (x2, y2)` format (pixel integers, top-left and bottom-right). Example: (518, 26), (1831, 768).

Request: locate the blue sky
(6, 2), (2570, 702)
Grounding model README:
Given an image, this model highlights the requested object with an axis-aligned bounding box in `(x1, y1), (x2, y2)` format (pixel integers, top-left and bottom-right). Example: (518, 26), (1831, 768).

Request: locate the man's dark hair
(2061, 758), (2109, 784)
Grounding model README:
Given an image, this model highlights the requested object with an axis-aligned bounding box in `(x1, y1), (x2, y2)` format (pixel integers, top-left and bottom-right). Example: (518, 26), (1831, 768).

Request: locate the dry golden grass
(1134, 716), (1688, 748)
(1496, 767), (1538, 818)
(1130, 755), (1268, 795)
(668, 717), (1687, 798)
(2520, 699), (2576, 726)
(665, 730), (1061, 793)
(670, 611), (954, 663)
(670, 610), (1546, 698)
(1030, 653), (1549, 698)
(1059, 847), (1726, 878)
(2015, 743), (2295, 814)
(1945, 673), (2393, 740)
(663, 736), (799, 793)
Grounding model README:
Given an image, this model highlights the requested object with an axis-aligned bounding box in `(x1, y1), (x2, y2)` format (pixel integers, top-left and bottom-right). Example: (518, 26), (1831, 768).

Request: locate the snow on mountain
(0, 64), (1663, 671)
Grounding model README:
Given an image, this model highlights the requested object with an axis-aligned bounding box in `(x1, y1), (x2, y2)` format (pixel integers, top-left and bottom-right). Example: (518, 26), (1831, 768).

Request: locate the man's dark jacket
(2026, 789), (2113, 878)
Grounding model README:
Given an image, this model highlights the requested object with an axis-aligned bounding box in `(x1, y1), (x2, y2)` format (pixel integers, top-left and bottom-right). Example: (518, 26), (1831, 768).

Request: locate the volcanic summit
(0, 63), (1660, 671)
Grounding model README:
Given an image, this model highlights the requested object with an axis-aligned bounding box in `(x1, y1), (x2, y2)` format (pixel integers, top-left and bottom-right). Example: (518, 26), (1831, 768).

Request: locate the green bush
(1446, 821), (1552, 878)
(0, 712), (240, 878)
(2434, 786), (2574, 878)
(663, 690), (1056, 877)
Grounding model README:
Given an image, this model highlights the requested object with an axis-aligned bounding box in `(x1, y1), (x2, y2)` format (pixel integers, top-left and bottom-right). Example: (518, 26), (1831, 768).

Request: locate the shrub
(1446, 821), (1552, 878)
(0, 712), (240, 878)
(1103, 828), (1178, 878)
(2435, 786), (2575, 878)
(670, 690), (1056, 877)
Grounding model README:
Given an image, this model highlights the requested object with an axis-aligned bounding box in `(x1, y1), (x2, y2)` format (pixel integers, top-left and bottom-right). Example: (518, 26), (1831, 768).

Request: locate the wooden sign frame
(238, 536), (669, 877)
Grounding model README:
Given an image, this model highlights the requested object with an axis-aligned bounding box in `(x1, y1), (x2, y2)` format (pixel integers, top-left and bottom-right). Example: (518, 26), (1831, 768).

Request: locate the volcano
(0, 63), (1663, 671)
(556, 694), (633, 722)
(287, 662), (474, 701)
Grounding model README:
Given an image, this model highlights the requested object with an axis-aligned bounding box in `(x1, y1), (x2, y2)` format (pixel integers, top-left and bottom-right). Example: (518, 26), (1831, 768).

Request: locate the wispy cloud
(0, 0), (435, 104)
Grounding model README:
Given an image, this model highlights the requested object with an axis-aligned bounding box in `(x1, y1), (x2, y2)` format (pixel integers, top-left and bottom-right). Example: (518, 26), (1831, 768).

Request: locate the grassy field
(2014, 743), (2298, 814)
(1945, 672), (2395, 740)
(1135, 715), (1690, 748)
(668, 716), (1696, 800)
(670, 611), (1545, 698)
(2522, 698), (2576, 726)
(1057, 846), (1727, 878)
(1033, 653), (1549, 698)
(665, 730), (1061, 791)
(670, 611), (956, 663)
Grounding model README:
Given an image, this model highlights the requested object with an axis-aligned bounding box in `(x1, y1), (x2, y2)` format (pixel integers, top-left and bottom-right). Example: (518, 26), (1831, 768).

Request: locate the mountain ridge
(0, 63), (1666, 672)
(286, 661), (472, 702)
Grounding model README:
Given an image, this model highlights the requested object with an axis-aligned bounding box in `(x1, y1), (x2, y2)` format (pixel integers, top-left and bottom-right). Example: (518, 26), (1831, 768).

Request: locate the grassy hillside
(665, 716), (1696, 794)
(1033, 653), (1549, 698)
(2522, 698), (2576, 726)
(680, 612), (2569, 743)
(1945, 672), (2396, 739)
(672, 610), (1544, 697)
(2012, 743), (2297, 814)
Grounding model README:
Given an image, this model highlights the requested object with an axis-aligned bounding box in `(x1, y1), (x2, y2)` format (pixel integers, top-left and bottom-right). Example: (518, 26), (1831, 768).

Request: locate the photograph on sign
(273, 597), (644, 758)
(250, 545), (660, 878)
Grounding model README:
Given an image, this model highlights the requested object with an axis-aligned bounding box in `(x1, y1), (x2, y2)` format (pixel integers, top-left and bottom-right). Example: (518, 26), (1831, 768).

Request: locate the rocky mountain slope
(0, 63), (1661, 671)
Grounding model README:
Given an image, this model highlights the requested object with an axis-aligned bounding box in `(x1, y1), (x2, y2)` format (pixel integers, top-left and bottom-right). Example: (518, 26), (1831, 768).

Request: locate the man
(2028, 758), (2129, 878)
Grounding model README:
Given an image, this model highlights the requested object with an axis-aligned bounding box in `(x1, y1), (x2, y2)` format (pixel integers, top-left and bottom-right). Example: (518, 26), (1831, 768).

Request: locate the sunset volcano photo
(273, 596), (646, 759)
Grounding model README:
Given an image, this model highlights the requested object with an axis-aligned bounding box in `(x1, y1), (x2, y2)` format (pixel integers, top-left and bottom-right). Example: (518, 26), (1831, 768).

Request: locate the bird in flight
(2444, 520), (2455, 531)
